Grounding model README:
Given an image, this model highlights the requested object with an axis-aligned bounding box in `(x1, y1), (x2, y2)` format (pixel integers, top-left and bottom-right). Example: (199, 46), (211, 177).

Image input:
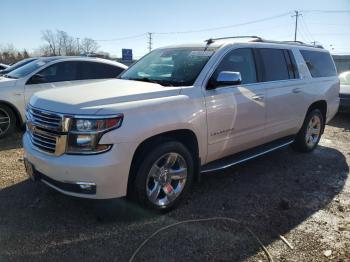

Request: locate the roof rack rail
(280, 40), (324, 49)
(205, 36), (262, 44)
(205, 36), (324, 49)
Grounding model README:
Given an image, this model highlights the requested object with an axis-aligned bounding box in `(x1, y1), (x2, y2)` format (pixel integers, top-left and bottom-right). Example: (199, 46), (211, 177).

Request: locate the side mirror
(208, 71), (242, 89)
(27, 74), (47, 85)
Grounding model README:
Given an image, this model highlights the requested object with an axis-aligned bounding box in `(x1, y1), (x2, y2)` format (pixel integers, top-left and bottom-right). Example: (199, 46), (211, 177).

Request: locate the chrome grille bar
(26, 106), (68, 156)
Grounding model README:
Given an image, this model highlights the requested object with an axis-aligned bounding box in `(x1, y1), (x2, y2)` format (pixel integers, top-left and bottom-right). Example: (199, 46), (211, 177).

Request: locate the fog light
(76, 135), (93, 146)
(77, 182), (96, 190)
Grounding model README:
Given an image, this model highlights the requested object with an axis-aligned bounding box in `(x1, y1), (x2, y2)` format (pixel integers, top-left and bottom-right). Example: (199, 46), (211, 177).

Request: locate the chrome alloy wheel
(146, 152), (188, 207)
(305, 115), (321, 147)
(0, 108), (11, 136)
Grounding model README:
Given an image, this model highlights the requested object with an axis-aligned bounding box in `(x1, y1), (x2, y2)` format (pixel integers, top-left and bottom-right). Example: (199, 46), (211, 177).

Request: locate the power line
(94, 33), (146, 42)
(307, 23), (350, 26)
(300, 16), (315, 42)
(90, 9), (349, 54)
(301, 10), (350, 13)
(154, 12), (292, 35)
(312, 33), (350, 36)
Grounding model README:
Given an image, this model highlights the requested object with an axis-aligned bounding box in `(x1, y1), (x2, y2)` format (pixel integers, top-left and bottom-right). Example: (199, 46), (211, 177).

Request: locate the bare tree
(0, 44), (18, 64)
(80, 38), (99, 54)
(41, 30), (89, 56)
(41, 30), (58, 55)
(22, 49), (30, 58)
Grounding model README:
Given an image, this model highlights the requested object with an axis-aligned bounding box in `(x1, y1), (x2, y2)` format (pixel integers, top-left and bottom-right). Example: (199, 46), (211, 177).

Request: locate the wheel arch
(0, 100), (24, 127)
(306, 100), (327, 133)
(127, 129), (200, 197)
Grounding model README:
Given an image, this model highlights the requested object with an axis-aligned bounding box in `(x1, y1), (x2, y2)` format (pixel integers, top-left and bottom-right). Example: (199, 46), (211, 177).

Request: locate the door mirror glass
(210, 71), (242, 89)
(27, 74), (47, 85)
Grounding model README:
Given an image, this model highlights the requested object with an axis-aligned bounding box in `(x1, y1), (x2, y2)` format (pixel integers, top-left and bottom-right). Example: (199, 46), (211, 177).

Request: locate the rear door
(77, 61), (124, 80)
(255, 48), (304, 141)
(204, 48), (267, 162)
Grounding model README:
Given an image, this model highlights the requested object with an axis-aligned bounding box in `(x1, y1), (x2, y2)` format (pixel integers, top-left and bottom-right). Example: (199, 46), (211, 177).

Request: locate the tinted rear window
(258, 48), (290, 82)
(78, 62), (124, 80)
(300, 50), (337, 78)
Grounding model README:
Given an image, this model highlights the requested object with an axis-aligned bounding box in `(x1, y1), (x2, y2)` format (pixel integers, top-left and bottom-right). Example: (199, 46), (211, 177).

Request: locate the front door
(24, 61), (78, 105)
(204, 48), (267, 163)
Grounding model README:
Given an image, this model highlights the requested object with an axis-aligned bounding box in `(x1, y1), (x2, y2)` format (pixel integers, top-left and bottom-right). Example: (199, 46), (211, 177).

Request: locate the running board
(201, 136), (295, 173)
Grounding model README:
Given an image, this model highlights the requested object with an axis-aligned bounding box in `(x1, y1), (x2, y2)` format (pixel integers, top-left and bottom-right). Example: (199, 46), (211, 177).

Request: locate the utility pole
(292, 10), (301, 42)
(147, 32), (153, 53)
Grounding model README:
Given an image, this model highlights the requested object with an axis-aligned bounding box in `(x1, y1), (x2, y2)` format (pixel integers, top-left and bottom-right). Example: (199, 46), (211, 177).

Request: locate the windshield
(0, 58), (37, 75)
(339, 71), (350, 85)
(120, 47), (216, 86)
(6, 59), (54, 79)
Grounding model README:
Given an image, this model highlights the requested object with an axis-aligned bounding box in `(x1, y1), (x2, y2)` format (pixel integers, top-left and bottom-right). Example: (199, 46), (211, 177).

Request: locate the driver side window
(214, 48), (257, 85)
(37, 62), (78, 83)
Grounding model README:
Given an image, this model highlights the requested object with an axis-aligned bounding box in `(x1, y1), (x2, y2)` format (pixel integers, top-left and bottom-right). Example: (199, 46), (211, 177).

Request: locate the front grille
(30, 130), (57, 154)
(29, 107), (62, 130)
(26, 106), (66, 155)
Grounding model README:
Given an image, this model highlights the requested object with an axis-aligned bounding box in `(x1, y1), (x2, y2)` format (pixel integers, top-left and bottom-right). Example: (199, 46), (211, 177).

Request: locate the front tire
(292, 109), (324, 152)
(0, 104), (16, 139)
(134, 141), (194, 212)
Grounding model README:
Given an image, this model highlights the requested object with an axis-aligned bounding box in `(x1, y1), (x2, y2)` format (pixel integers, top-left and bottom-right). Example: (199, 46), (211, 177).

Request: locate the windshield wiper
(126, 77), (174, 87)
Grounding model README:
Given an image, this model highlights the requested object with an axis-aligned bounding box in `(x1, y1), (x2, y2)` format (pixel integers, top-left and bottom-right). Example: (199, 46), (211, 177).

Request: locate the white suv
(23, 37), (340, 211)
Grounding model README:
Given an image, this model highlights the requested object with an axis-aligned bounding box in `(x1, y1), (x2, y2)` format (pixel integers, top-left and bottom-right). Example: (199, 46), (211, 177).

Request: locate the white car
(0, 63), (9, 71)
(0, 57), (127, 137)
(339, 71), (350, 112)
(23, 37), (339, 212)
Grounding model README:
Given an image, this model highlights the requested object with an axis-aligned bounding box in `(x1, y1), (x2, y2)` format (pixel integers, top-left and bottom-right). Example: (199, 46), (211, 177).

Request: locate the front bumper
(23, 132), (137, 199)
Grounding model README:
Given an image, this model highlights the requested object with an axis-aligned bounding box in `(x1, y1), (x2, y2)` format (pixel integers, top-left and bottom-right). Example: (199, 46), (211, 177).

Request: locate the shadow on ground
(0, 131), (23, 151)
(328, 112), (350, 131)
(0, 142), (348, 261)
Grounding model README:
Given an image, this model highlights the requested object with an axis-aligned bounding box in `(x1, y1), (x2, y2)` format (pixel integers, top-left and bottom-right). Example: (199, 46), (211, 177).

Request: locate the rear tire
(292, 109), (324, 152)
(0, 104), (16, 139)
(134, 141), (194, 212)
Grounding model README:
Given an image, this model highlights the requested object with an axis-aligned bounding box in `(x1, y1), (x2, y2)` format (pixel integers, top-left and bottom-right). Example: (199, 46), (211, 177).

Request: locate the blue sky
(1, 0), (349, 58)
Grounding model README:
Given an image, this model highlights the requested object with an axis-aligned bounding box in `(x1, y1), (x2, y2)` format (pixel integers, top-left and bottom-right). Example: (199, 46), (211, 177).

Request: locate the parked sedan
(0, 63), (9, 71)
(0, 58), (38, 76)
(339, 71), (350, 112)
(0, 56), (127, 138)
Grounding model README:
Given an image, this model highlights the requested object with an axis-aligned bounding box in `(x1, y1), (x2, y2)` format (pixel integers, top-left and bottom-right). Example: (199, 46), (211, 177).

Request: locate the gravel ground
(0, 114), (349, 262)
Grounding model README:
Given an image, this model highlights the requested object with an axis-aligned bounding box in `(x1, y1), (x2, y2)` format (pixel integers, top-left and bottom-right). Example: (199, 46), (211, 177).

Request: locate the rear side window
(257, 48), (290, 82)
(300, 50), (337, 78)
(285, 50), (299, 79)
(78, 62), (124, 80)
(213, 48), (257, 85)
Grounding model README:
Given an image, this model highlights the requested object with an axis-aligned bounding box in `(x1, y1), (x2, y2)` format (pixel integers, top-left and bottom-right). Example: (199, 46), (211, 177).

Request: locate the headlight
(66, 115), (123, 155)
(71, 117), (123, 132)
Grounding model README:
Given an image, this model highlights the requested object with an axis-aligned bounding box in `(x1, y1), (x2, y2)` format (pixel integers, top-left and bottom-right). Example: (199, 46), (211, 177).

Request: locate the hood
(30, 79), (182, 114)
(0, 77), (17, 87)
(340, 84), (350, 95)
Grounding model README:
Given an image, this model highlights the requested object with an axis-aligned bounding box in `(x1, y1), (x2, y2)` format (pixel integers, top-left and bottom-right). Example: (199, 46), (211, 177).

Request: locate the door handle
(292, 88), (302, 94)
(252, 94), (264, 101)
